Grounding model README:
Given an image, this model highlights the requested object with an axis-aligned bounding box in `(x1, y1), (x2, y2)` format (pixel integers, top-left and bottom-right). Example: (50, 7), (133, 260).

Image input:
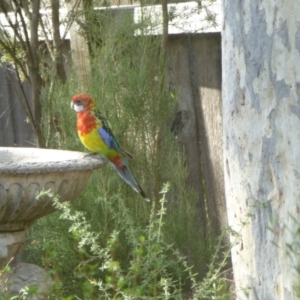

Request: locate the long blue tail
(110, 159), (149, 201)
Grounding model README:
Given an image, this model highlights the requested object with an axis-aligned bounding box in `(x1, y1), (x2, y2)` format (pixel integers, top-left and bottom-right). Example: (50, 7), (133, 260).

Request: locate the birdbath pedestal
(0, 147), (104, 298)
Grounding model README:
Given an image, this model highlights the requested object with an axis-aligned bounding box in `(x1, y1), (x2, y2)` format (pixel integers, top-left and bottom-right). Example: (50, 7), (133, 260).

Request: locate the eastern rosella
(71, 94), (149, 201)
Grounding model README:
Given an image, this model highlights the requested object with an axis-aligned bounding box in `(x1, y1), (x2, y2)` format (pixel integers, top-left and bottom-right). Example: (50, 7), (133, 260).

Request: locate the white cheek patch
(73, 104), (85, 112)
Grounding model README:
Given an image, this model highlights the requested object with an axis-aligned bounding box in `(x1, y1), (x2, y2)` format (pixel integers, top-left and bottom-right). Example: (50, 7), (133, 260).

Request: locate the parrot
(71, 93), (149, 201)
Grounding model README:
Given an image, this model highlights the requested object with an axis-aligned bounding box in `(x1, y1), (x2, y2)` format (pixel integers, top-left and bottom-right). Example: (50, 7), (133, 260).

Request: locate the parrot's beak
(71, 101), (85, 113)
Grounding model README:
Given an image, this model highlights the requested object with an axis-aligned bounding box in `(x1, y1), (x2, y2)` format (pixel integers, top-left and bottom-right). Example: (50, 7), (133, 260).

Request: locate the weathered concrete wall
(223, 0), (300, 299)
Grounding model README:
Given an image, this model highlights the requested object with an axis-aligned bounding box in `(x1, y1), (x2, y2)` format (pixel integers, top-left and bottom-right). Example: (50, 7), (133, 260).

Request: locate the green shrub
(24, 5), (231, 299)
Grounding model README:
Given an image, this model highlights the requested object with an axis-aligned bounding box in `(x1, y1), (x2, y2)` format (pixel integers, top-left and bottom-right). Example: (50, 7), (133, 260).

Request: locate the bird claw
(84, 153), (98, 158)
(84, 153), (106, 164)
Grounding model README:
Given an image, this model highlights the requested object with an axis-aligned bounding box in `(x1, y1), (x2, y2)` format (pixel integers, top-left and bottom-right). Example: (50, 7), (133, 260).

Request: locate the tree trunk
(51, 0), (67, 83)
(223, 1), (300, 299)
(29, 0), (45, 147)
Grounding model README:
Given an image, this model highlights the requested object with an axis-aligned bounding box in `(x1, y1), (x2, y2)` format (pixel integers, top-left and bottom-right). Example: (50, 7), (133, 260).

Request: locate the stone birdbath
(0, 147), (104, 298)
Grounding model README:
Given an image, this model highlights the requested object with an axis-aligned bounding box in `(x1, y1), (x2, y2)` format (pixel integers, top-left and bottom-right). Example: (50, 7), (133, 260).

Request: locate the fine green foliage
(53, 184), (193, 299)
(25, 187), (231, 300)
(22, 4), (232, 300)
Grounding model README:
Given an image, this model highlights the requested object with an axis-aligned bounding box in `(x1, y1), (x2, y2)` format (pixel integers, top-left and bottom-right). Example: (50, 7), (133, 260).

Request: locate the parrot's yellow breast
(76, 110), (118, 158)
(78, 128), (106, 154)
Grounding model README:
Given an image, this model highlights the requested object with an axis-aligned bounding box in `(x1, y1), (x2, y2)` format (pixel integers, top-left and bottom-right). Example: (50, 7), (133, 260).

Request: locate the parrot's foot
(84, 153), (99, 158)
(83, 153), (106, 164)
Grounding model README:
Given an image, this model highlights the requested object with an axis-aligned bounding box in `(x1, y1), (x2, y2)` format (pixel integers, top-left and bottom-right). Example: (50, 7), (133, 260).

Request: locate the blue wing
(98, 127), (120, 151)
(95, 109), (134, 159)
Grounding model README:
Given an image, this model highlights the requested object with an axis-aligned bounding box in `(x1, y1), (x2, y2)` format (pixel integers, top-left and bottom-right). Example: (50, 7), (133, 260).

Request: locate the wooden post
(68, 2), (91, 91)
(168, 34), (226, 239)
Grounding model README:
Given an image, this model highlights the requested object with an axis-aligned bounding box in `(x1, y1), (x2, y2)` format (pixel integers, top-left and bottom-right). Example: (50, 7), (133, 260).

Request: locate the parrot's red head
(71, 94), (95, 113)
